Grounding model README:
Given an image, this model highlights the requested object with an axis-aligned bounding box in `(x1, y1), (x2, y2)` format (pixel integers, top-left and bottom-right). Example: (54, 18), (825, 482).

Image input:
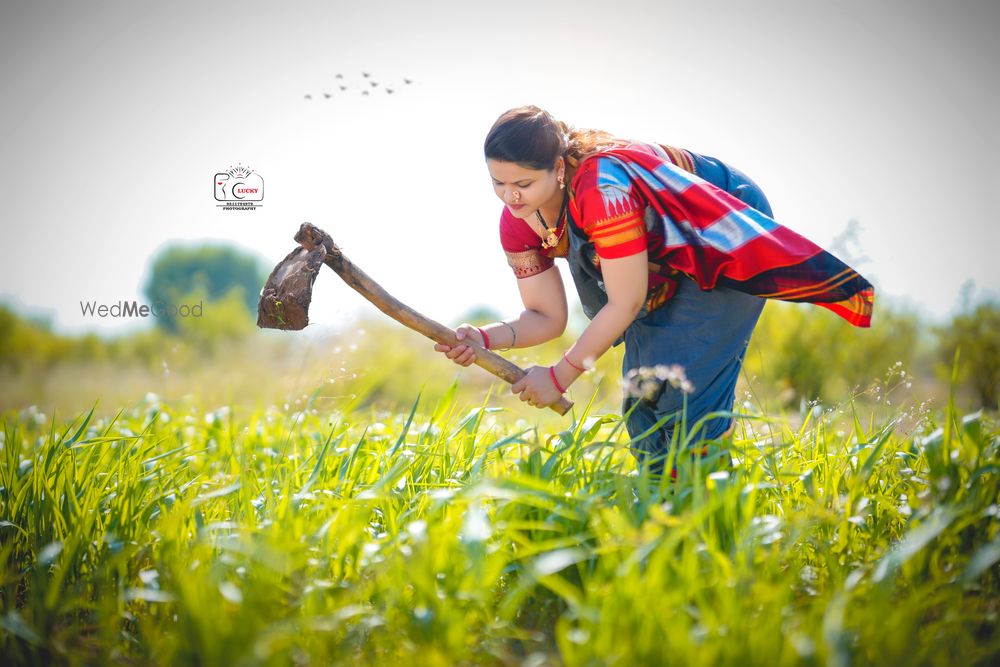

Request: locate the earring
(558, 178), (565, 190)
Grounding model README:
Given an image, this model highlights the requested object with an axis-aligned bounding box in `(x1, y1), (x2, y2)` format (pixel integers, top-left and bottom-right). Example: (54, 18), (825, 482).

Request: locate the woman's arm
(433, 264), (567, 366)
(510, 248), (650, 408)
(435, 248), (647, 388)
(552, 248), (649, 388)
(486, 264), (568, 348)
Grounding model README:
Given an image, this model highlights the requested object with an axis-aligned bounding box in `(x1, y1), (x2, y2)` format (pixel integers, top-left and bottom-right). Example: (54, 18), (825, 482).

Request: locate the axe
(257, 223), (573, 416)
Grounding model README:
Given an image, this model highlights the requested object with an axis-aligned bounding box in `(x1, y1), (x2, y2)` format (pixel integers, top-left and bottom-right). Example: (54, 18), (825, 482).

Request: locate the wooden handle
(296, 223), (574, 416)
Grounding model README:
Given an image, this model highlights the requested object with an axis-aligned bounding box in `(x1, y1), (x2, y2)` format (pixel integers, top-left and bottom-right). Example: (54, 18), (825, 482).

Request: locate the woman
(434, 105), (874, 477)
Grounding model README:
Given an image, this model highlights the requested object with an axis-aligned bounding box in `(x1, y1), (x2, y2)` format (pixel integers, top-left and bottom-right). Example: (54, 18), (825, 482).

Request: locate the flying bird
(303, 72), (414, 100)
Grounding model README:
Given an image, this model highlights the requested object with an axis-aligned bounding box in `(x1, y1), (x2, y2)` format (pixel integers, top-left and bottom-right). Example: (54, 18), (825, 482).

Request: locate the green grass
(1, 374), (998, 666)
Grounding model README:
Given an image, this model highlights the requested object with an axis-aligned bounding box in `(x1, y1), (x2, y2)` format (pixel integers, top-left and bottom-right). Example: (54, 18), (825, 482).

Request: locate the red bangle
(563, 353), (585, 372)
(549, 366), (566, 394)
(476, 326), (490, 349)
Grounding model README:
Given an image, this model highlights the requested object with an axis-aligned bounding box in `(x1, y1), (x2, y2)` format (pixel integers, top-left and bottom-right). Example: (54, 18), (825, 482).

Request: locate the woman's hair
(483, 105), (629, 178)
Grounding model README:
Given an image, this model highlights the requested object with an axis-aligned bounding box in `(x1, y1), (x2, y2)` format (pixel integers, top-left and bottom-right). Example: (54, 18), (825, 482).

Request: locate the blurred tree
(744, 298), (923, 405)
(142, 243), (269, 332)
(0, 303), (72, 371)
(936, 298), (1000, 409)
(174, 286), (256, 355)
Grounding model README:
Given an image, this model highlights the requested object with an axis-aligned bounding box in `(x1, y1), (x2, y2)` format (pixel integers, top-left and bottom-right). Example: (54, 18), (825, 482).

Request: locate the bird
(302, 72), (415, 101)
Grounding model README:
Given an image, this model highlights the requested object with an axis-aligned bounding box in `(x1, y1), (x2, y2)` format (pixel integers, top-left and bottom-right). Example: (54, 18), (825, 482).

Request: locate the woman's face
(487, 158), (563, 220)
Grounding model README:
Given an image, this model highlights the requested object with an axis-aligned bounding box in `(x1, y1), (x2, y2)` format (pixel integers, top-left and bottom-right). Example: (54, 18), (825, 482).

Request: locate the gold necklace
(535, 189), (569, 250)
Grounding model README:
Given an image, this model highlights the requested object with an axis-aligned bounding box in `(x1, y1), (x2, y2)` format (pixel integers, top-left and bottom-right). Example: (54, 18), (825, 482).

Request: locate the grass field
(1, 348), (998, 666)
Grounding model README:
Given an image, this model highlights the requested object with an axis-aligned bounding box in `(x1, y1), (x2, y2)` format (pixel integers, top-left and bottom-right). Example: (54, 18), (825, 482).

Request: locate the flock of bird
(304, 72), (414, 100)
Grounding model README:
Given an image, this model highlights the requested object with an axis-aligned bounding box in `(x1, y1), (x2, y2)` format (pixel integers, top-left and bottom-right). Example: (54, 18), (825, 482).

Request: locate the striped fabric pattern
(570, 146), (875, 327)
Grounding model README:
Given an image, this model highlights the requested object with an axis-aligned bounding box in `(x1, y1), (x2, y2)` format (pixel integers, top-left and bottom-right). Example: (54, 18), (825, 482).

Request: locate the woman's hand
(433, 323), (484, 367)
(511, 365), (563, 408)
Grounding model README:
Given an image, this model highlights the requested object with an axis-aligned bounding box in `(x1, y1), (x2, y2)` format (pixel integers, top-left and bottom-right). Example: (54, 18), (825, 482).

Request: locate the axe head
(257, 244), (326, 330)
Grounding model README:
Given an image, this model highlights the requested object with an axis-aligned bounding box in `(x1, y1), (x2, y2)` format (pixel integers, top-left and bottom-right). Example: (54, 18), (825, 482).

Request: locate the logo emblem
(215, 163), (264, 210)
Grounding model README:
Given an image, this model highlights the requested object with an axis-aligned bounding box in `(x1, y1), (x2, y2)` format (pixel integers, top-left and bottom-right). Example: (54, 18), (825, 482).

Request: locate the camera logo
(215, 163), (264, 210)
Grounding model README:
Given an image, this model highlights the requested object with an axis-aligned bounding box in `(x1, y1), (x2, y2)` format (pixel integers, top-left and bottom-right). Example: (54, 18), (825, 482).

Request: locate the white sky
(1, 0), (997, 338)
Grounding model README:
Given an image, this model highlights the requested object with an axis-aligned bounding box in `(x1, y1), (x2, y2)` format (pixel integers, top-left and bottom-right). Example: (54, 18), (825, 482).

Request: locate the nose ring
(513, 191), (520, 200)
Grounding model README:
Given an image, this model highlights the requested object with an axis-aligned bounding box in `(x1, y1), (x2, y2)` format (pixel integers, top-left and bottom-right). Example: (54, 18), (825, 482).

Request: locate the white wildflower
(623, 363), (694, 400)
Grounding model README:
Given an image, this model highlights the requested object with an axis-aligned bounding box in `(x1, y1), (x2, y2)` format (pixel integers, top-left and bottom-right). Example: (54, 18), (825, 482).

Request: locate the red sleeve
(499, 206), (554, 279)
(572, 156), (647, 259)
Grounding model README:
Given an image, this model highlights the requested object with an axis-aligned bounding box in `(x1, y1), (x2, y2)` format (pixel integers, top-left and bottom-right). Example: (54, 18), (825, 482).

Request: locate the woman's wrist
(553, 356), (583, 391)
(548, 366), (566, 394)
(499, 320), (517, 349)
(476, 326), (490, 349)
(482, 320), (517, 351)
(562, 352), (585, 372)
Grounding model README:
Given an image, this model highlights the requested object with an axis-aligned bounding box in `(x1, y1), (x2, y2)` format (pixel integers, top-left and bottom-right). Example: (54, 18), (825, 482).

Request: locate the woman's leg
(621, 280), (760, 481)
(623, 395), (731, 481)
(623, 394), (671, 477)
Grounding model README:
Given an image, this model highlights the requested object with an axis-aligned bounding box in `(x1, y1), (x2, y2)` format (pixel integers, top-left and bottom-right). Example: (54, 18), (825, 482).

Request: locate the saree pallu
(566, 144), (875, 329)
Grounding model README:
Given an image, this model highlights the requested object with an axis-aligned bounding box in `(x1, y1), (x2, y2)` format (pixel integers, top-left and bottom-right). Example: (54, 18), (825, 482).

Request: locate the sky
(0, 0), (997, 339)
